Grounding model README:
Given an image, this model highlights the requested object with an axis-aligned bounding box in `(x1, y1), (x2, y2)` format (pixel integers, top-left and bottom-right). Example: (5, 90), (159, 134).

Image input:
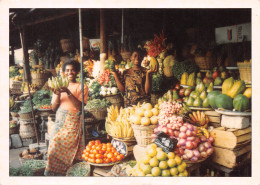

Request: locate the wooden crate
(210, 127), (251, 149)
(204, 111), (221, 128)
(211, 144), (251, 168)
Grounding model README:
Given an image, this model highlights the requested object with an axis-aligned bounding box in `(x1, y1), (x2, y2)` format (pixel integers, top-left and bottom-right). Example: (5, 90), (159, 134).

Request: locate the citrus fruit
(156, 151), (168, 161)
(135, 108), (144, 117)
(141, 164), (152, 175)
(161, 169), (171, 177)
(142, 155), (151, 164)
(151, 167), (161, 176)
(174, 155), (182, 165)
(147, 143), (157, 149)
(150, 116), (158, 125)
(156, 147), (163, 152)
(141, 117), (151, 126)
(151, 108), (159, 116)
(132, 115), (141, 125)
(167, 152), (175, 159)
(146, 148), (157, 157)
(144, 110), (153, 118)
(159, 161), (168, 170)
(177, 165), (185, 173)
(149, 157), (159, 167)
(167, 158), (177, 168)
(142, 103), (153, 110)
(183, 170), (188, 176)
(170, 167), (178, 176)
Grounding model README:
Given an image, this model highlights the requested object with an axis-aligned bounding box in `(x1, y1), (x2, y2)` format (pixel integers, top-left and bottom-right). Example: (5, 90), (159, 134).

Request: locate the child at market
(111, 49), (157, 107)
(44, 59), (88, 176)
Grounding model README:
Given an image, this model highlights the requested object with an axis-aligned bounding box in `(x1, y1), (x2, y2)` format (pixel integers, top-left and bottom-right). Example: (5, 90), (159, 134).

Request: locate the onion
(195, 137), (200, 143)
(174, 131), (180, 137)
(200, 135), (207, 142)
(186, 150), (193, 159)
(198, 144), (205, 152)
(167, 124), (172, 128)
(192, 141), (198, 148)
(182, 154), (188, 160)
(187, 136), (195, 141)
(179, 148), (184, 155)
(206, 148), (214, 156)
(186, 130), (192, 137)
(187, 124), (193, 130)
(170, 135), (175, 139)
(180, 126), (188, 132)
(193, 149), (201, 158)
(201, 151), (207, 158)
(192, 131), (197, 136)
(161, 127), (168, 134)
(157, 126), (162, 132)
(208, 136), (214, 143)
(204, 142), (211, 148)
(154, 128), (158, 133)
(168, 129), (174, 136)
(178, 138), (186, 146)
(183, 123), (189, 126)
(172, 125), (176, 130)
(179, 132), (187, 139)
(191, 156), (198, 162)
(185, 141), (194, 150)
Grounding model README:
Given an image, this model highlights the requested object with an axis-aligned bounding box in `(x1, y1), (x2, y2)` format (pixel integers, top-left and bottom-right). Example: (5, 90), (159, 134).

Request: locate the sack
(154, 132), (178, 153)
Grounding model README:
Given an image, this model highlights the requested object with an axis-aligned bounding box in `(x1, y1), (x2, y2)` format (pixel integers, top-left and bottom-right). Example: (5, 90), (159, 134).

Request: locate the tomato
(85, 146), (91, 152)
(96, 154), (103, 159)
(116, 155), (122, 161)
(98, 150), (104, 155)
(107, 152), (113, 159)
(104, 153), (107, 158)
(93, 149), (98, 154)
(105, 158), (111, 163)
(111, 147), (116, 153)
(88, 141), (95, 146)
(96, 145), (102, 151)
(119, 154), (124, 159)
(96, 159), (103, 164)
(114, 151), (120, 157)
(85, 152), (89, 157)
(111, 157), (117, 162)
(89, 153), (95, 159)
(107, 143), (112, 147)
(106, 147), (111, 152)
(82, 154), (86, 158)
(95, 140), (101, 145)
(91, 145), (96, 149)
(83, 149), (86, 153)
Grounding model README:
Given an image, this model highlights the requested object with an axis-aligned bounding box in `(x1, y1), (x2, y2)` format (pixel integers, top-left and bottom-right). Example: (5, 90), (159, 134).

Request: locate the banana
(197, 111), (201, 121)
(192, 111), (198, 121)
(189, 114), (197, 123)
(201, 127), (210, 138)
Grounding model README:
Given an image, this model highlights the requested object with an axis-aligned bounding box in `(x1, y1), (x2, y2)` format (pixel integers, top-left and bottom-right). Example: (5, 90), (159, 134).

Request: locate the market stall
(9, 8), (251, 177)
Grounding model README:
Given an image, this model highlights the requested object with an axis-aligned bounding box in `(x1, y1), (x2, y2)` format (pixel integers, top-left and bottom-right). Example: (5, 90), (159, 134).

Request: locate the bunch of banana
(196, 127), (210, 138)
(106, 106), (135, 138)
(48, 76), (69, 90)
(188, 111), (209, 127)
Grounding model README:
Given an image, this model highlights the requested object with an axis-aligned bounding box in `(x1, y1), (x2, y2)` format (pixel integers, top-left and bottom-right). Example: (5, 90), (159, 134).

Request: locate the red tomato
(107, 152), (113, 159)
(95, 140), (101, 145)
(116, 155), (122, 161)
(111, 157), (117, 162)
(105, 158), (111, 163)
(85, 146), (91, 152)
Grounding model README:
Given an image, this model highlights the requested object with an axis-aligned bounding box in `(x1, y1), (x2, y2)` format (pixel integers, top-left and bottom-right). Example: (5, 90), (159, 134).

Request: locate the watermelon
(215, 94), (233, 110)
(233, 94), (250, 112)
(207, 91), (221, 109)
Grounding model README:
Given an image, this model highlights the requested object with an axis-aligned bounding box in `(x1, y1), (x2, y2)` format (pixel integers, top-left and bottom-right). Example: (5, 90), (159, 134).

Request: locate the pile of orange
(82, 140), (124, 164)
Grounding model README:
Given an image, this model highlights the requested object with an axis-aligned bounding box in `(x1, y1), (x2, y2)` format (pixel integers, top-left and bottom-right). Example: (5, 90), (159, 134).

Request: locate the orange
(111, 157), (117, 162)
(85, 146), (91, 152)
(107, 152), (113, 159)
(95, 140), (101, 145)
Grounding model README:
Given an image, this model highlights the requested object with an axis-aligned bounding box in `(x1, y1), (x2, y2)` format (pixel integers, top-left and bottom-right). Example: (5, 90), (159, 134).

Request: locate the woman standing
(44, 59), (88, 176)
(111, 49), (156, 107)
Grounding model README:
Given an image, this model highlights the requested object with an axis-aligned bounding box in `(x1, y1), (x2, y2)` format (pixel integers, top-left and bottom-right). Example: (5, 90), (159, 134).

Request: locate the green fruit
(170, 168), (178, 176)
(193, 97), (202, 107)
(159, 161), (168, 170)
(161, 169), (171, 177)
(149, 157), (159, 167)
(186, 96), (194, 107)
(167, 159), (177, 168)
(215, 94), (233, 110)
(190, 91), (200, 99)
(207, 91), (221, 109)
(233, 94), (250, 112)
(141, 164), (152, 175)
(167, 152), (175, 159)
(156, 151), (168, 161)
(177, 165), (185, 173)
(199, 90), (207, 101)
(214, 77), (223, 86)
(202, 97), (210, 108)
(151, 167), (161, 176)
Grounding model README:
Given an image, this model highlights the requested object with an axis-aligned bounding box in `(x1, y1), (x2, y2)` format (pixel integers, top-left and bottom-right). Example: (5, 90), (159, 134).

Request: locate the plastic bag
(154, 131), (178, 153)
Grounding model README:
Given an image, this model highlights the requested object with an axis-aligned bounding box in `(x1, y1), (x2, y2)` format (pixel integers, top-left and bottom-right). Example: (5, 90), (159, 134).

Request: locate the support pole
(78, 9), (85, 147)
(19, 27), (39, 146)
(100, 9), (107, 73)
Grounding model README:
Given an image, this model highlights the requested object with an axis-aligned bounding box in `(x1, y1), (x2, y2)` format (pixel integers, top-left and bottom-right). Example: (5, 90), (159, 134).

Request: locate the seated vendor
(111, 49), (157, 107)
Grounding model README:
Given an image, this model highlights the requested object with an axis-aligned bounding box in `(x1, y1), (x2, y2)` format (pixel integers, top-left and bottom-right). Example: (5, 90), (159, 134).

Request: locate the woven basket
(195, 51), (215, 70)
(66, 162), (91, 176)
(237, 62), (251, 84)
(85, 107), (107, 120)
(163, 66), (174, 77)
(31, 73), (47, 79)
(11, 112), (19, 117)
(9, 126), (18, 135)
(19, 119), (36, 139)
(60, 39), (74, 53)
(131, 124), (157, 147)
(18, 152), (44, 166)
(105, 94), (124, 109)
(19, 112), (33, 119)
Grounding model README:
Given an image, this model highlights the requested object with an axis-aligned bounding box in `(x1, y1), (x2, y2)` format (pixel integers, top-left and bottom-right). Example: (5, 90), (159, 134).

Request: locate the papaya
(149, 57), (159, 72)
(187, 72), (196, 86)
(226, 80), (246, 98)
(181, 72), (188, 85)
(222, 77), (234, 94)
(243, 88), (251, 98)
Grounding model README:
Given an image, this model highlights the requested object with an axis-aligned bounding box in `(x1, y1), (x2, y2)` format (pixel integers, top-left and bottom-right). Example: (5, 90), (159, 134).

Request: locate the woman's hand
(50, 87), (61, 95)
(147, 65), (158, 75)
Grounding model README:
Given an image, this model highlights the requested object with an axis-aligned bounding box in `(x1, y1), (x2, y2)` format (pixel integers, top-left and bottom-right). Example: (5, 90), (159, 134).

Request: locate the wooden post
(100, 9), (107, 73)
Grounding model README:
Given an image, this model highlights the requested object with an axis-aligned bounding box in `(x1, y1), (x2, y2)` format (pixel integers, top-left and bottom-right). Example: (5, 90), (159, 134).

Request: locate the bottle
(211, 170), (215, 177)
(204, 169), (210, 177)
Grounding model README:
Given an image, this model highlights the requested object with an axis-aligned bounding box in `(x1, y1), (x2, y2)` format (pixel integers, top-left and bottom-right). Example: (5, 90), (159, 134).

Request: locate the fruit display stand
(204, 110), (221, 128)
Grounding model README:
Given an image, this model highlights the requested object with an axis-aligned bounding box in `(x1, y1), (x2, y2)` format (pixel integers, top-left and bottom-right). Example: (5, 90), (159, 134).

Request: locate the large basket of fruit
(131, 124), (157, 147)
(237, 60), (251, 84)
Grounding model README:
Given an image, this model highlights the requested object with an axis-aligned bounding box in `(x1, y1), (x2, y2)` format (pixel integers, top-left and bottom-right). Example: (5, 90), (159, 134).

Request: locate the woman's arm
(111, 71), (125, 93)
(51, 90), (61, 112)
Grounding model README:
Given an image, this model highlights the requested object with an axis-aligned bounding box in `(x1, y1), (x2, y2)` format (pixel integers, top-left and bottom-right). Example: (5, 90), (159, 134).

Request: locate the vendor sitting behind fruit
(111, 49), (157, 107)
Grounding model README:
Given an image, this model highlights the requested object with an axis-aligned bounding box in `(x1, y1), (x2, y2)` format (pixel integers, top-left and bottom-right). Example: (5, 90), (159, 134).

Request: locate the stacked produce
(172, 60), (199, 80)
(21, 82), (38, 93)
(48, 76), (69, 90)
(105, 105), (134, 138)
(87, 79), (102, 99)
(32, 90), (52, 109)
(129, 103), (159, 126)
(151, 72), (164, 93)
(152, 101), (214, 162)
(207, 77), (251, 112)
(30, 68), (47, 75)
(82, 140), (124, 164)
(9, 66), (23, 81)
(128, 144), (187, 176)
(85, 99), (110, 109)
